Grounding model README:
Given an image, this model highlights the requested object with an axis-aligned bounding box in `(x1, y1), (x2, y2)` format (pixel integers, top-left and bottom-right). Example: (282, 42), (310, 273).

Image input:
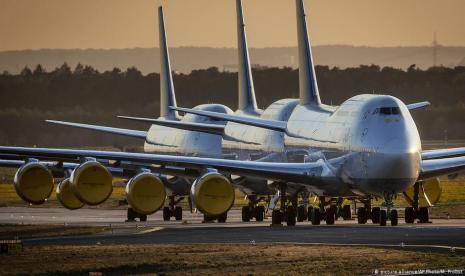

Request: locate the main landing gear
(404, 182), (430, 224)
(127, 207), (147, 222)
(203, 212), (228, 223)
(307, 197), (352, 225)
(271, 183), (297, 226)
(241, 195), (266, 222)
(162, 196), (183, 221)
(356, 196), (398, 226)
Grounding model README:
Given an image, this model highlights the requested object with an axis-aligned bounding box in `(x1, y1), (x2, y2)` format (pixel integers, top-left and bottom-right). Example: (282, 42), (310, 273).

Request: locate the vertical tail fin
(158, 6), (178, 119)
(236, 0), (260, 115)
(296, 0), (321, 106)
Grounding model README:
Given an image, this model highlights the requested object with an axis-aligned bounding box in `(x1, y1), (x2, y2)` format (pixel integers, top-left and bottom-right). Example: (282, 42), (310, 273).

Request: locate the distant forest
(0, 63), (464, 148)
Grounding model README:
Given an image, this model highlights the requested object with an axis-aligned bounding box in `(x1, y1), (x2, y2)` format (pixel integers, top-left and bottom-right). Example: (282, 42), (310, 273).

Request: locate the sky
(1, 0), (465, 51)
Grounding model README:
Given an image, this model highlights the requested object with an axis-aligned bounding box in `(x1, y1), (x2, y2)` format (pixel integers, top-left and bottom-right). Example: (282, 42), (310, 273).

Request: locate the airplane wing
(171, 106), (286, 132)
(406, 101), (430, 110)
(0, 146), (323, 184)
(117, 116), (224, 135)
(422, 147), (465, 160)
(420, 155), (465, 180)
(46, 120), (147, 139)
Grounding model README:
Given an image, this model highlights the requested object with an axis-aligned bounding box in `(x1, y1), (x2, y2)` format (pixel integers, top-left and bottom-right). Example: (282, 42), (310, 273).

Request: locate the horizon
(1, 0), (465, 51)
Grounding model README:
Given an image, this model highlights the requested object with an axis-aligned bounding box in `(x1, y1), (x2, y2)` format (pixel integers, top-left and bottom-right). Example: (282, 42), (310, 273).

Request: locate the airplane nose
(381, 137), (421, 180)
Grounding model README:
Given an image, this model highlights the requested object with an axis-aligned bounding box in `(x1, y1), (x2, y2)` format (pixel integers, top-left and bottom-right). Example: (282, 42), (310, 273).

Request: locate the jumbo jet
(1, 0), (464, 227)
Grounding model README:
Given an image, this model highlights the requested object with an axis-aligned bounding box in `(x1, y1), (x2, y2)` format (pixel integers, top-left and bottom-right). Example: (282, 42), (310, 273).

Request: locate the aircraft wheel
(271, 209), (283, 225)
(217, 212), (227, 223)
(297, 205), (306, 222)
(127, 207), (136, 222)
(286, 206), (296, 226)
(325, 207), (335, 225)
(390, 209), (398, 226)
(404, 207), (415, 223)
(357, 207), (367, 224)
(371, 207), (380, 224)
(418, 207), (429, 223)
(241, 206), (250, 222)
(307, 206), (313, 221)
(379, 210), (387, 226)
(174, 206), (182, 221)
(255, 206), (265, 222)
(311, 208), (321, 225)
(162, 206), (171, 221)
(342, 205), (352, 220)
(139, 214), (147, 222)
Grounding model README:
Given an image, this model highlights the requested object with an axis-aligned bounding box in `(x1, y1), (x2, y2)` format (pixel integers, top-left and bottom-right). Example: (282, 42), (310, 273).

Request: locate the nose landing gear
(162, 196), (183, 221)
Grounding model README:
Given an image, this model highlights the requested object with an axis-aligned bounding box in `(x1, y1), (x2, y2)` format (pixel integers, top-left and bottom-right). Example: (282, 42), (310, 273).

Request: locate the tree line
(0, 63), (464, 148)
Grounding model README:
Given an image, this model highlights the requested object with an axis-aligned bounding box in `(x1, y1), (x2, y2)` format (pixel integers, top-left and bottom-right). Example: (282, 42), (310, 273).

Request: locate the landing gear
(286, 206), (296, 226)
(203, 212), (228, 223)
(241, 195), (266, 222)
(390, 209), (398, 226)
(297, 205), (306, 222)
(342, 204), (352, 220)
(379, 210), (387, 226)
(357, 207), (367, 224)
(162, 196), (183, 221)
(405, 182), (430, 224)
(270, 183), (298, 226)
(311, 207), (321, 225)
(127, 207), (147, 222)
(380, 192), (398, 226)
(371, 207), (380, 224)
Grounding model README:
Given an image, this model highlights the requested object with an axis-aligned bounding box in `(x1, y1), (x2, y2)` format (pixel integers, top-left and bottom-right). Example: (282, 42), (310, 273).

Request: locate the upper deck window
(372, 107), (400, 115)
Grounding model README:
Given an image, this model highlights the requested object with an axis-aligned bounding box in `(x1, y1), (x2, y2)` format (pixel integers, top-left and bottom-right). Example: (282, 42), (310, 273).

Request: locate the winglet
(296, 0), (321, 106)
(158, 6), (178, 120)
(236, 0), (260, 115)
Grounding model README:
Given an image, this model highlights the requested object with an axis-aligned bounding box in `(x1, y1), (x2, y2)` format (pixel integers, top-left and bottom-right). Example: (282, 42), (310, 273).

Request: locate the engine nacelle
(70, 161), (113, 206)
(403, 178), (442, 207)
(191, 172), (235, 216)
(56, 178), (84, 210)
(126, 172), (166, 215)
(14, 162), (54, 204)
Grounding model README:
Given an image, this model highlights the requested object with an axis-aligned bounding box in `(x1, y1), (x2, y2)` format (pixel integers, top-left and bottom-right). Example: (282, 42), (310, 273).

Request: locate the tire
(405, 207), (415, 223)
(307, 206), (313, 221)
(418, 207), (429, 223)
(272, 209), (282, 225)
(325, 207), (335, 225)
(218, 212), (227, 223)
(162, 206), (171, 221)
(357, 207), (367, 224)
(139, 214), (147, 222)
(390, 209), (398, 226)
(242, 206), (250, 222)
(342, 205), (352, 220)
(286, 206), (296, 226)
(311, 208), (321, 225)
(371, 207), (380, 224)
(127, 207), (136, 221)
(174, 206), (182, 221)
(380, 210), (387, 226)
(297, 205), (306, 222)
(255, 206), (265, 222)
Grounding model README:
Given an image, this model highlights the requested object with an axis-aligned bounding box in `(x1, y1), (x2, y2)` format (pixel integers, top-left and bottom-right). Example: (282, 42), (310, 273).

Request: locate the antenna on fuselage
(158, 6), (178, 120)
(296, 0), (321, 106)
(236, 0), (261, 115)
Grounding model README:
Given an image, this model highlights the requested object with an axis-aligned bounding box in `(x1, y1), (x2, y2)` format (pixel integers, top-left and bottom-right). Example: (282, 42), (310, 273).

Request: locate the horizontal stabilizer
(117, 116), (224, 135)
(407, 101), (430, 110)
(171, 106), (287, 132)
(46, 120), (147, 139)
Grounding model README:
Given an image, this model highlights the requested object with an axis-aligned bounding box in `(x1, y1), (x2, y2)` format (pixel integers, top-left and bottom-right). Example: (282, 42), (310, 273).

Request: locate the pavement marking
(138, 227), (164, 234)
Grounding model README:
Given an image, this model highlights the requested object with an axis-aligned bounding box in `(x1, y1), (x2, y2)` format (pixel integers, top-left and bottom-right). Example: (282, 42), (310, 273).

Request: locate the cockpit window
(373, 107), (400, 115)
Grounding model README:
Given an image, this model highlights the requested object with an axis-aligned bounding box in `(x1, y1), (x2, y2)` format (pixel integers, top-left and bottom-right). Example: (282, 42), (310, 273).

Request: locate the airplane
(1, 0), (463, 227)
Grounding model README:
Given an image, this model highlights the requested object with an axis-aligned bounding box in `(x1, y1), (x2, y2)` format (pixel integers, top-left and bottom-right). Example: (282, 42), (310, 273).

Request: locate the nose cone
(382, 137), (421, 180)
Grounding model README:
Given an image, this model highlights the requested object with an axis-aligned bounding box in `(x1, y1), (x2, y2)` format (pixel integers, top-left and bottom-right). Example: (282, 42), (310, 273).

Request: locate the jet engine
(56, 178), (84, 210)
(70, 161), (113, 205)
(126, 172), (166, 215)
(191, 172), (235, 216)
(403, 178), (442, 207)
(14, 162), (54, 204)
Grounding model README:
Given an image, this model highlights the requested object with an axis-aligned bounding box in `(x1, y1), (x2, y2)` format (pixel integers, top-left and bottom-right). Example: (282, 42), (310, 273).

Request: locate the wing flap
(46, 120), (147, 139)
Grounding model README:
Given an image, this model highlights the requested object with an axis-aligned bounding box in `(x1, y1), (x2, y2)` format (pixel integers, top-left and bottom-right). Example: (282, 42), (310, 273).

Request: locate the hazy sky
(1, 0), (465, 51)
